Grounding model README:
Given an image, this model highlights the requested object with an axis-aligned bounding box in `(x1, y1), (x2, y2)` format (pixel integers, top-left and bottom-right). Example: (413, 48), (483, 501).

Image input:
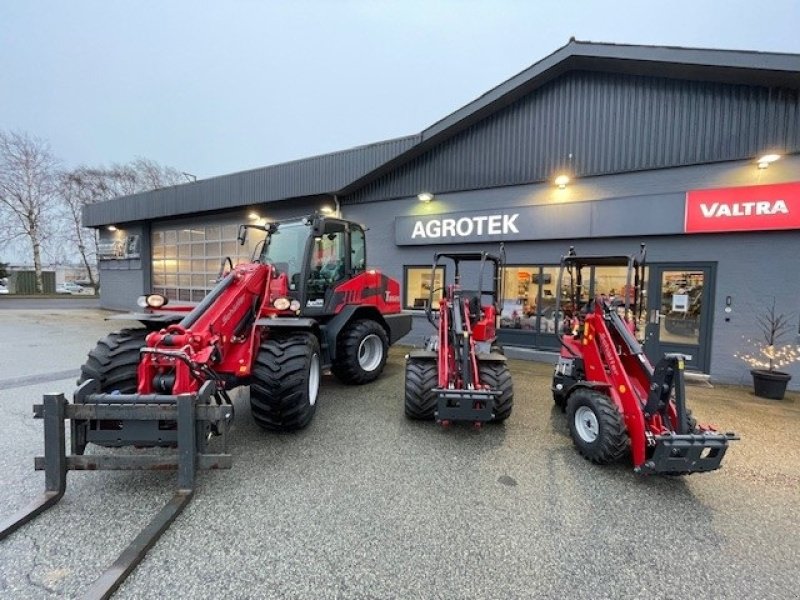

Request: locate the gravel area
(0, 309), (798, 599)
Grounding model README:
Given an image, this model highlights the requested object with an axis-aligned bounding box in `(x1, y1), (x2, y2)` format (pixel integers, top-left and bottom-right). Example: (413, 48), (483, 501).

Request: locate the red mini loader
(0, 214), (410, 598)
(551, 245), (738, 475)
(404, 249), (513, 427)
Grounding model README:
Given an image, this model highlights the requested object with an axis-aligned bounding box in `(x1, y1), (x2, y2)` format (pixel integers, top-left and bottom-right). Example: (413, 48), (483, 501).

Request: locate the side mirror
(237, 224), (247, 246)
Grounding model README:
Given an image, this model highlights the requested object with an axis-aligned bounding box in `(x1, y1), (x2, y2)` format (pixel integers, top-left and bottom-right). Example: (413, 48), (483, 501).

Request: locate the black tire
(681, 407), (698, 433)
(404, 358), (438, 420)
(250, 333), (321, 431)
(479, 360), (514, 422)
(566, 388), (628, 464)
(79, 328), (149, 392)
(331, 319), (389, 385)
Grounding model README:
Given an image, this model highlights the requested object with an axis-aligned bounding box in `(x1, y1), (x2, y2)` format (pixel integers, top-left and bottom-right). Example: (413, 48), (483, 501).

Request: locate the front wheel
(404, 358), (438, 420)
(331, 319), (389, 385)
(250, 333), (321, 431)
(478, 360), (513, 422)
(566, 388), (628, 464)
(79, 328), (149, 392)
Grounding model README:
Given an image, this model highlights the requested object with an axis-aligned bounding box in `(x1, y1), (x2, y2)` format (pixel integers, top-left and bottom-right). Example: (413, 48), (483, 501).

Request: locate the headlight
(273, 297), (291, 310)
(289, 299), (301, 311)
(138, 294), (168, 308)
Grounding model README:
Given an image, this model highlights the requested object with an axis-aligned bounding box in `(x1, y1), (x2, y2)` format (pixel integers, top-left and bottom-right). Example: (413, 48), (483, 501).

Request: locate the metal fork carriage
(0, 379), (232, 600)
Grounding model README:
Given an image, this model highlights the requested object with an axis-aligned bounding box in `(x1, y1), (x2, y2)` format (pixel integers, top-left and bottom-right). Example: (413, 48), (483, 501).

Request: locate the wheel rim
(574, 406), (599, 443)
(308, 353), (320, 406)
(357, 334), (383, 372)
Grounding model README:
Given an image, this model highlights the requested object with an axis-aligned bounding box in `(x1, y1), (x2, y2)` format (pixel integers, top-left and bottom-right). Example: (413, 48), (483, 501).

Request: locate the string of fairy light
(735, 340), (800, 371)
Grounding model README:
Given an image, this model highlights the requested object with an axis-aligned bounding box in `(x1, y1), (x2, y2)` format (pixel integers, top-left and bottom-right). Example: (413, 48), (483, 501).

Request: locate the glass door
(644, 264), (715, 372)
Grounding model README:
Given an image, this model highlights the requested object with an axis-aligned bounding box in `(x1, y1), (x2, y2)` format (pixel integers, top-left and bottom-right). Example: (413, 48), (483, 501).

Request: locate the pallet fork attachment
(0, 379), (232, 599)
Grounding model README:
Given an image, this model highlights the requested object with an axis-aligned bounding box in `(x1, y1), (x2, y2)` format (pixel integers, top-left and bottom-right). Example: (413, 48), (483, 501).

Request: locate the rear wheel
(250, 333), (321, 431)
(404, 358), (438, 420)
(79, 328), (149, 392)
(567, 388), (628, 464)
(479, 361), (513, 422)
(331, 319), (389, 385)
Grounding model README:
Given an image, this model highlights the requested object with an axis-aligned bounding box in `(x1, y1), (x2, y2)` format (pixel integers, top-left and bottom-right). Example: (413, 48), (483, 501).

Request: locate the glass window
(351, 228), (366, 274)
(404, 266), (445, 310)
(261, 221), (310, 291)
(153, 221), (243, 302)
(498, 265), (565, 333)
(500, 266), (539, 330)
(307, 224), (347, 302)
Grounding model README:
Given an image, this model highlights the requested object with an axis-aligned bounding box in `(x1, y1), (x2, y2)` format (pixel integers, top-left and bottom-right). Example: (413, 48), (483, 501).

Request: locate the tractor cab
(241, 214), (368, 315)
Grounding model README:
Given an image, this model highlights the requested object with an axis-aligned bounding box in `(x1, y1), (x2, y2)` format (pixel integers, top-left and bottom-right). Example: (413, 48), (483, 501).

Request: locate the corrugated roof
(84, 39), (800, 226)
(83, 135), (419, 226)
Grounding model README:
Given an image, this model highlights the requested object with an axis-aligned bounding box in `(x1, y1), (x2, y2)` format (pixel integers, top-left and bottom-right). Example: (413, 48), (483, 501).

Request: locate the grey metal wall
(343, 156), (800, 389)
(83, 136), (419, 227)
(346, 71), (800, 204)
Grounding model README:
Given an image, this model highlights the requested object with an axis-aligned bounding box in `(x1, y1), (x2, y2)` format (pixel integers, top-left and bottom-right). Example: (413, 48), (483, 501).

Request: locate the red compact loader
(404, 249), (513, 427)
(0, 214), (410, 598)
(551, 245), (738, 475)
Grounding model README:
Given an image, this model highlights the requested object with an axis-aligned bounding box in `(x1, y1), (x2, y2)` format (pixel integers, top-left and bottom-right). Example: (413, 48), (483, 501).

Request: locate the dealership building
(83, 40), (800, 389)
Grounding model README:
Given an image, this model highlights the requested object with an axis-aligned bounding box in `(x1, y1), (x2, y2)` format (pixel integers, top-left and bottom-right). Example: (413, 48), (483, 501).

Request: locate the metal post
(673, 356), (689, 434)
(177, 394), (196, 492)
(0, 394), (67, 540)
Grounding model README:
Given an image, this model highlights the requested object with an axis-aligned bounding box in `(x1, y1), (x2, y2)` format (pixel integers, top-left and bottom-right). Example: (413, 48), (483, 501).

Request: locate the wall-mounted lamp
(320, 206), (334, 215)
(248, 212), (260, 220)
(554, 175), (570, 189)
(417, 192), (434, 203)
(107, 225), (118, 231)
(757, 154), (781, 169)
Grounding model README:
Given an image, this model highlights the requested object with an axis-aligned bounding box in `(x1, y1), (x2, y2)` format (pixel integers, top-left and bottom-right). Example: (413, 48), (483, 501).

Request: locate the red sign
(685, 181), (800, 233)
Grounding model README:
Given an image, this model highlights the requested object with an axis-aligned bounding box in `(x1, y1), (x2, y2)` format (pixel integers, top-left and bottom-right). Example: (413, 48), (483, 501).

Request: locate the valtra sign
(685, 181), (800, 233)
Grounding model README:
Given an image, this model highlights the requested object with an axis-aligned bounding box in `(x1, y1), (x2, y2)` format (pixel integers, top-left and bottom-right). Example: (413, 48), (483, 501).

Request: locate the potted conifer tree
(735, 299), (799, 400)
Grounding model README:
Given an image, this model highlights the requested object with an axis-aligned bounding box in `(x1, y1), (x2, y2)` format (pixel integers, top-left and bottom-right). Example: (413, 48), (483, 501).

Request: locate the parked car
(56, 282), (88, 295)
(0, 284), (8, 295)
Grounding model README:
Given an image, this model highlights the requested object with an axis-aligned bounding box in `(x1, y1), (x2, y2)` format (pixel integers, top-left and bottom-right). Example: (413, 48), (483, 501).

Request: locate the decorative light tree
(735, 299), (800, 399)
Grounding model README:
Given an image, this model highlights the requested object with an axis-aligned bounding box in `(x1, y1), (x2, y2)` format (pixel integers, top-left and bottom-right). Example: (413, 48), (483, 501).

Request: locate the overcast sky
(1, 0), (799, 180)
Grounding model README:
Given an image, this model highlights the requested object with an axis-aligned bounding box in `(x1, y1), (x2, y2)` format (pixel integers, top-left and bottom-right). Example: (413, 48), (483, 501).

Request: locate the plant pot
(751, 369), (792, 400)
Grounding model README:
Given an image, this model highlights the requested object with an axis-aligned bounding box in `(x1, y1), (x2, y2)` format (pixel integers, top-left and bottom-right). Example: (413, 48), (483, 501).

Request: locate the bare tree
(57, 158), (187, 289)
(58, 170), (103, 289)
(0, 131), (60, 293)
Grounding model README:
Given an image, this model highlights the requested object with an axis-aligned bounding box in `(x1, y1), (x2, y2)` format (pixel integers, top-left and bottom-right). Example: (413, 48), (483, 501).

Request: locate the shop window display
(404, 266), (445, 310)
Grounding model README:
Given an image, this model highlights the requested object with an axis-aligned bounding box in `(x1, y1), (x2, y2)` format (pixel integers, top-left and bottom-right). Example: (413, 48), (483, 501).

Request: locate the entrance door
(644, 264), (715, 373)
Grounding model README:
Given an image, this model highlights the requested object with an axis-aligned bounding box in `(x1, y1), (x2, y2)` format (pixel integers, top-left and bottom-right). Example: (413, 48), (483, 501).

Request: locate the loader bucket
(638, 431), (739, 475)
(0, 379), (232, 599)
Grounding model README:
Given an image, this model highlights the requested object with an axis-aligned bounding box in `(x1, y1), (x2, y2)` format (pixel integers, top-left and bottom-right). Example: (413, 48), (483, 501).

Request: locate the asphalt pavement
(0, 308), (798, 599)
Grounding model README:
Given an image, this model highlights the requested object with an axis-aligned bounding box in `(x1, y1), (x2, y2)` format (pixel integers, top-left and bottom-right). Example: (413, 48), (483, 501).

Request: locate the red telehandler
(0, 214), (410, 598)
(404, 249), (513, 427)
(551, 245), (738, 475)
